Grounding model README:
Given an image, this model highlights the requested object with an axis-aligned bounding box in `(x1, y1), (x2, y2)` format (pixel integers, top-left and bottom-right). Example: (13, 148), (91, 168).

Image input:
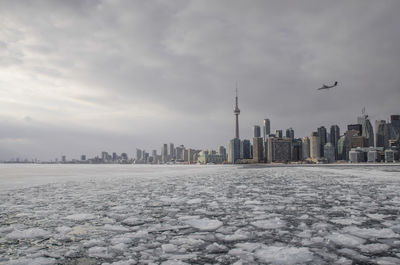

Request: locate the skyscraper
(168, 143), (175, 161)
(317, 126), (327, 157)
(330, 125), (340, 159)
(253, 125), (261, 138)
(390, 115), (400, 140)
(161, 144), (168, 163)
(357, 112), (374, 147)
(253, 137), (264, 163)
(310, 131), (320, 160)
(286, 128), (294, 140)
(375, 120), (389, 148)
(267, 137), (292, 162)
(234, 88), (240, 139)
(242, 139), (251, 159)
(263, 119), (270, 139)
(302, 136), (310, 159)
(275, 130), (283, 138)
(228, 138), (241, 164)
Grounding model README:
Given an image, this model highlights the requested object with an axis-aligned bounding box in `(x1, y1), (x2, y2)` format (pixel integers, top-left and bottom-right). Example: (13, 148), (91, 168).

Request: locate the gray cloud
(0, 0), (399, 160)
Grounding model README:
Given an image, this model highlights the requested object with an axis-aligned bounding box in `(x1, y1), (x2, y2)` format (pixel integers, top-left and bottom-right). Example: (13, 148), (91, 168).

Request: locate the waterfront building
(375, 120), (389, 148)
(267, 137), (292, 162)
(324, 143), (335, 163)
(349, 149), (363, 163)
(337, 135), (347, 160)
(175, 145), (184, 161)
(368, 150), (378, 162)
(357, 113), (374, 147)
(228, 138), (241, 164)
(218, 146), (227, 161)
(286, 128), (294, 140)
(242, 139), (251, 159)
(263, 119), (271, 139)
(302, 136), (310, 159)
(253, 125), (261, 138)
(347, 124), (362, 136)
(317, 126), (327, 157)
(390, 115), (400, 140)
(161, 144), (168, 163)
(330, 125), (340, 159)
(310, 132), (320, 160)
(136, 149), (143, 161)
(385, 149), (395, 163)
(253, 137), (264, 163)
(80, 155), (86, 161)
(275, 130), (283, 138)
(292, 139), (302, 161)
(168, 143), (175, 161)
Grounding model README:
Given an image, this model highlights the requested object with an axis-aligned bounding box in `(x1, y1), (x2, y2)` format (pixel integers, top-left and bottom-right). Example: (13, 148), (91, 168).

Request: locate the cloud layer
(1, 0), (399, 160)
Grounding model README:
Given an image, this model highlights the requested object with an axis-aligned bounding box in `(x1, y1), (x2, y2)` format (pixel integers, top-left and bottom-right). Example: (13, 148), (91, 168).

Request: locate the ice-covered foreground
(1, 164), (400, 264)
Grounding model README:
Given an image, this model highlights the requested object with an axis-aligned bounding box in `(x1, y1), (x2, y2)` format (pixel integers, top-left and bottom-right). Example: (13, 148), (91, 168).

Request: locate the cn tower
(234, 87), (240, 138)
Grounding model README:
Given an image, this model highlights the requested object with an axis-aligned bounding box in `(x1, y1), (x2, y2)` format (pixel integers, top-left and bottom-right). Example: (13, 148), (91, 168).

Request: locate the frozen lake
(1, 164), (400, 264)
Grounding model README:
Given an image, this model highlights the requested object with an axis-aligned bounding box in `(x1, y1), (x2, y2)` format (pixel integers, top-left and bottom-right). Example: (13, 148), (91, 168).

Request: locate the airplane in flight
(317, 81), (338, 90)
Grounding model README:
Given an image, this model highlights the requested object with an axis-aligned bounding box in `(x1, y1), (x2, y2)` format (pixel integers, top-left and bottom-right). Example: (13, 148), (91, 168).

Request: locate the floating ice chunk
(327, 232), (365, 247)
(330, 218), (362, 225)
(83, 239), (105, 248)
(65, 213), (96, 221)
(110, 234), (133, 245)
(88, 246), (114, 259)
(376, 257), (400, 265)
(216, 230), (250, 242)
(110, 243), (128, 253)
(169, 237), (204, 248)
(251, 218), (286, 229)
(160, 260), (189, 265)
(162, 244), (179, 254)
(234, 242), (263, 252)
(6, 228), (50, 240)
(121, 217), (144, 226)
(6, 257), (56, 265)
(254, 246), (314, 265)
(205, 243), (228, 253)
(183, 218), (223, 231)
(102, 259), (137, 265)
(55, 226), (72, 234)
(366, 213), (388, 220)
(186, 198), (202, 204)
(103, 224), (129, 232)
(359, 243), (390, 253)
(343, 226), (399, 239)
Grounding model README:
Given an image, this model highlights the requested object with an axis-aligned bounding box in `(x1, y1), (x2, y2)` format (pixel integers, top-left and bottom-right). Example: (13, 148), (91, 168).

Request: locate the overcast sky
(1, 0), (399, 161)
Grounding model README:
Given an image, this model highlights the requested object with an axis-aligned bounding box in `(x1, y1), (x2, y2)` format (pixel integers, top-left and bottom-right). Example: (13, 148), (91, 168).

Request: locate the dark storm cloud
(0, 0), (399, 160)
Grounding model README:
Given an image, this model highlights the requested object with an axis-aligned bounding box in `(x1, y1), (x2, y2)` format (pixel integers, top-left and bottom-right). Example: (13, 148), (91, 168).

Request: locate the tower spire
(233, 83), (240, 139)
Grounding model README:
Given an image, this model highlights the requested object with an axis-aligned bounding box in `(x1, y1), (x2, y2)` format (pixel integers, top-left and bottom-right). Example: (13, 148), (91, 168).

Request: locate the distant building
(253, 137), (264, 163)
(324, 143), (335, 163)
(198, 152), (225, 164)
(357, 113), (374, 147)
(80, 155), (86, 161)
(330, 125), (340, 159)
(175, 145), (184, 161)
(253, 125), (261, 138)
(337, 135), (347, 160)
(385, 149), (395, 163)
(286, 128), (294, 140)
(218, 146), (227, 161)
(302, 136), (310, 159)
(292, 139), (302, 161)
(317, 126), (327, 157)
(168, 143), (175, 161)
(228, 138), (241, 164)
(347, 124), (362, 136)
(267, 137), (292, 162)
(375, 120), (390, 149)
(161, 144), (168, 163)
(390, 115), (400, 140)
(136, 149), (143, 161)
(310, 132), (320, 160)
(242, 139), (252, 159)
(263, 119), (271, 139)
(349, 149), (363, 163)
(275, 130), (283, 138)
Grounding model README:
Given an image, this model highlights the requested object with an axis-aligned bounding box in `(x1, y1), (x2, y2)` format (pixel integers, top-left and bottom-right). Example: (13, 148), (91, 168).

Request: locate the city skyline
(1, 1), (400, 160)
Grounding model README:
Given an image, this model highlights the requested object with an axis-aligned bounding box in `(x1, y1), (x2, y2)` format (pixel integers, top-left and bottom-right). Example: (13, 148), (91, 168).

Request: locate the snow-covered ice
(1, 164), (400, 264)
